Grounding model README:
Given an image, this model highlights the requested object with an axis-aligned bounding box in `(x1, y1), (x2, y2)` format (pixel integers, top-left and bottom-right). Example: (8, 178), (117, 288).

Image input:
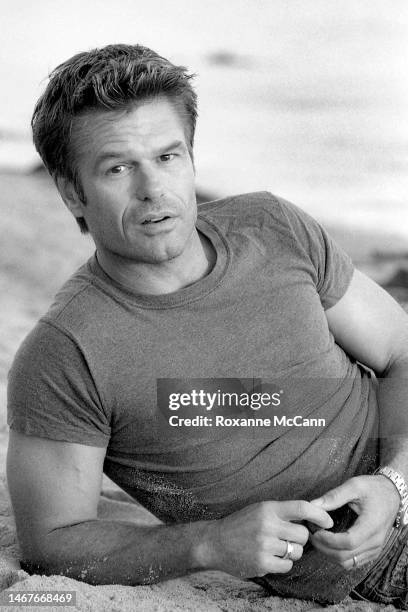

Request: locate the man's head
(31, 44), (198, 234)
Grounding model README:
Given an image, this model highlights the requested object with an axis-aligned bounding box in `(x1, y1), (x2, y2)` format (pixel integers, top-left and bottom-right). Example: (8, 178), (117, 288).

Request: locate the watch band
(373, 466), (408, 528)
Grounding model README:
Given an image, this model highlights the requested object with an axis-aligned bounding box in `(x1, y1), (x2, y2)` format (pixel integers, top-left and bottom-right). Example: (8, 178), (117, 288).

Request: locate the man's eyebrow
(156, 140), (185, 153)
(94, 151), (126, 168)
(94, 141), (186, 167)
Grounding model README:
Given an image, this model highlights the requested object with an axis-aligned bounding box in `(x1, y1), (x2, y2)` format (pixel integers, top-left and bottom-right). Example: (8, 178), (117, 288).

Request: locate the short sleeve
(7, 321), (110, 447)
(273, 195), (355, 309)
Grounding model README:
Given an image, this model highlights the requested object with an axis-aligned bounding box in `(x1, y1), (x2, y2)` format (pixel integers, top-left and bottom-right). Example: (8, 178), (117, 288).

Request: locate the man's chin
(135, 244), (184, 264)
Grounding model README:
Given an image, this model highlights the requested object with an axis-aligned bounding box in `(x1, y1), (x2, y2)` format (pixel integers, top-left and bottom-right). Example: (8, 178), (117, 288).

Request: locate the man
(6, 44), (408, 607)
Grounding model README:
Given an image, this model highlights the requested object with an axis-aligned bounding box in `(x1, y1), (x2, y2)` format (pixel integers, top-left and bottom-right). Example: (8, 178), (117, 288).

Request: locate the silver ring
(281, 540), (296, 561)
(352, 555), (358, 568)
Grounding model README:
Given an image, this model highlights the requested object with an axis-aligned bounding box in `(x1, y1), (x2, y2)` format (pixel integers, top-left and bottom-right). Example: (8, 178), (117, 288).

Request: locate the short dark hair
(31, 44), (198, 233)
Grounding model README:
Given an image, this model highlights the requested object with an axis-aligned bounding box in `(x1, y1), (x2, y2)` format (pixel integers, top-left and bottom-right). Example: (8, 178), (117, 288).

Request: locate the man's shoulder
(197, 190), (330, 243)
(197, 190), (303, 239)
(40, 256), (111, 337)
(198, 190), (280, 217)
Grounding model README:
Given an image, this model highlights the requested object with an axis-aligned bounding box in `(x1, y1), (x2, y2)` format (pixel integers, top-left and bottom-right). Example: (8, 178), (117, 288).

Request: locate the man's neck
(95, 230), (216, 296)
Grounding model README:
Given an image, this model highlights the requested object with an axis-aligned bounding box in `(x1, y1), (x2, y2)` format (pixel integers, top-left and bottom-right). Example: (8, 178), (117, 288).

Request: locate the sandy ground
(1, 172), (407, 611)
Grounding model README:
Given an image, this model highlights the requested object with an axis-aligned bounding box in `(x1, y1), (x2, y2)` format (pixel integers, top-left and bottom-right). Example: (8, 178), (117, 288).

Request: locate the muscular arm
(325, 268), (408, 476)
(7, 430), (332, 584)
(6, 431), (206, 584)
(311, 268), (408, 567)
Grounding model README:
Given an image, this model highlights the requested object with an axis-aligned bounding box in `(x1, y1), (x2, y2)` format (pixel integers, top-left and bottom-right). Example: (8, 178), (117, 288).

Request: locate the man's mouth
(141, 212), (174, 225)
(142, 215), (171, 225)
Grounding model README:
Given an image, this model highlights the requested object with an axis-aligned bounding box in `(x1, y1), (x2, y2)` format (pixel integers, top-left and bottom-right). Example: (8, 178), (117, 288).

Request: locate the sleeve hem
(8, 419), (109, 448)
(321, 264), (355, 311)
(39, 319), (111, 423)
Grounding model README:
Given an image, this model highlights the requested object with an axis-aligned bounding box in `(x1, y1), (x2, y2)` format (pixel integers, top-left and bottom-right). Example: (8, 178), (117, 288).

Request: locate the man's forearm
(22, 519), (210, 585)
(377, 355), (408, 480)
(21, 499), (335, 585)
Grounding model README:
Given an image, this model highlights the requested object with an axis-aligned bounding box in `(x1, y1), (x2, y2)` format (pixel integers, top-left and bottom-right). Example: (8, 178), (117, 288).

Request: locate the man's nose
(135, 166), (163, 201)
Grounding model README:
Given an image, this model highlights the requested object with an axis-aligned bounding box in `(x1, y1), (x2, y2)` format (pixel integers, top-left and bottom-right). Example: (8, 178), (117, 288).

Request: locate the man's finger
(277, 500), (334, 529)
(311, 535), (382, 569)
(310, 479), (359, 512)
(277, 522), (310, 546)
(270, 539), (304, 562)
(341, 547), (383, 571)
(311, 514), (371, 551)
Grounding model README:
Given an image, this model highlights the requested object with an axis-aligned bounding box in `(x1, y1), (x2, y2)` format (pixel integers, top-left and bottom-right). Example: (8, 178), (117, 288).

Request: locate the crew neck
(87, 215), (230, 309)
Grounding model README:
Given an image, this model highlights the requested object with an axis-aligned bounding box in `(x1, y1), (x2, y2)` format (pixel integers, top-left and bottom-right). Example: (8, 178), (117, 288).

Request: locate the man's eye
(109, 165), (127, 174)
(159, 154), (175, 162)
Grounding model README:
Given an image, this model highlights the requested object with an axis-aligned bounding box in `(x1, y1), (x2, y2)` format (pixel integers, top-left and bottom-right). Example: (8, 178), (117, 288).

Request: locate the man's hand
(310, 475), (400, 569)
(195, 500), (333, 578)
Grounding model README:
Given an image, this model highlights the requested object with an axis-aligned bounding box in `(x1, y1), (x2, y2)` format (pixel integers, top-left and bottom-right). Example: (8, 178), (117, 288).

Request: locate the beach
(0, 170), (407, 611)
(0, 3), (407, 608)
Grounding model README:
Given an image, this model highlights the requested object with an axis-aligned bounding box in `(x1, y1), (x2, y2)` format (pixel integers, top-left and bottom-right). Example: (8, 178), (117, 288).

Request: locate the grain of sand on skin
(0, 172), (406, 611)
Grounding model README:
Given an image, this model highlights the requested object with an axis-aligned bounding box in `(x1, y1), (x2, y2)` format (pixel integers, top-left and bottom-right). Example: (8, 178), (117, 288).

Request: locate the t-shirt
(7, 192), (379, 602)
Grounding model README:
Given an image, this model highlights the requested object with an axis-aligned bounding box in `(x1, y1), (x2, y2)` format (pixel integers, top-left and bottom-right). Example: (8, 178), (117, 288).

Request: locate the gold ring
(282, 540), (296, 561)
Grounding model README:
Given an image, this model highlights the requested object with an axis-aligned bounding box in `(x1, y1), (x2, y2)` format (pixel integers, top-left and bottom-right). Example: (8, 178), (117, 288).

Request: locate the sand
(1, 172), (407, 611)
(0, 473), (397, 612)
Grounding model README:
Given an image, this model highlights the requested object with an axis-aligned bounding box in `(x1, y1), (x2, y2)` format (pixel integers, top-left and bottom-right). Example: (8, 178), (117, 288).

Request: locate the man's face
(67, 96), (197, 264)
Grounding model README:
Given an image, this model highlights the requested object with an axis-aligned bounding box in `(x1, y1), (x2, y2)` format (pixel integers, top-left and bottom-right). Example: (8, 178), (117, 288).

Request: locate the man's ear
(55, 176), (85, 219)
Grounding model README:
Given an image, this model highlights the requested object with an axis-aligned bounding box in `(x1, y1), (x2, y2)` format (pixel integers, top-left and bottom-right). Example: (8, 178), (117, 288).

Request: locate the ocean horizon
(1, 0), (407, 239)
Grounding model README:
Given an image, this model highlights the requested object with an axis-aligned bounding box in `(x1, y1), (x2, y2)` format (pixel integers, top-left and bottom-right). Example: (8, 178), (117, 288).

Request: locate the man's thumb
(310, 481), (355, 511)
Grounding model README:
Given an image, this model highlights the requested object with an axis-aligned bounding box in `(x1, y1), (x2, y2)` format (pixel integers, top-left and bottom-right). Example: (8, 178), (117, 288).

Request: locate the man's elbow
(19, 556), (104, 585)
(17, 524), (104, 585)
(382, 350), (408, 377)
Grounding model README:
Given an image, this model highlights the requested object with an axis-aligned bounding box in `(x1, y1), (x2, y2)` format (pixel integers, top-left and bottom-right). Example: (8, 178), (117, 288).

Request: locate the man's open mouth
(142, 215), (171, 225)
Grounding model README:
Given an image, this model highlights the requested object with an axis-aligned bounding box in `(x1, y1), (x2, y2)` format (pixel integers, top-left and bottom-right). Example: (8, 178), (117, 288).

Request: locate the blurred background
(0, 0), (407, 431)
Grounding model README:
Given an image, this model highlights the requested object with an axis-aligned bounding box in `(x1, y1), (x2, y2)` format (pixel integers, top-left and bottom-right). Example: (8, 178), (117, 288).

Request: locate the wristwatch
(373, 466), (408, 528)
